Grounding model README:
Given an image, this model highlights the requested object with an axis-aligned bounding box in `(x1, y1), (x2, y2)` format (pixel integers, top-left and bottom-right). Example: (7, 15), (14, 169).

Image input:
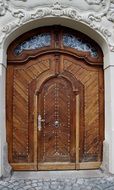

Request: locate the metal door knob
(38, 114), (45, 131)
(54, 120), (59, 128)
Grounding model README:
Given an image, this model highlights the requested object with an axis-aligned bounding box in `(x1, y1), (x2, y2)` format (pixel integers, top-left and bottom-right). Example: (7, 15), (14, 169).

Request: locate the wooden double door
(7, 27), (104, 170)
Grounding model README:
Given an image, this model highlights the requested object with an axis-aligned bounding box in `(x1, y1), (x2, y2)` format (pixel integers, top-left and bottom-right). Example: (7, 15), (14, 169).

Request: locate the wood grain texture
(38, 77), (75, 166)
(6, 65), (14, 162)
(63, 55), (104, 162)
(7, 55), (51, 168)
(7, 26), (104, 170)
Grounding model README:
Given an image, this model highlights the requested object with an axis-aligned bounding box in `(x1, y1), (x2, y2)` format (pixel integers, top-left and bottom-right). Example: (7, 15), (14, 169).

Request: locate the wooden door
(37, 77), (76, 170)
(7, 26), (104, 171)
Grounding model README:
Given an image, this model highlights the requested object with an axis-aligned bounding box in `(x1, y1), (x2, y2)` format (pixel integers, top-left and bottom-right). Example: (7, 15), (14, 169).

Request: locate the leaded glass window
(63, 34), (98, 58)
(14, 33), (51, 55)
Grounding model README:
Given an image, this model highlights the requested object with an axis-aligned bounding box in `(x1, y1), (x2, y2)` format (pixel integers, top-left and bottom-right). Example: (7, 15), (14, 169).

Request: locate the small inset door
(37, 77), (76, 170)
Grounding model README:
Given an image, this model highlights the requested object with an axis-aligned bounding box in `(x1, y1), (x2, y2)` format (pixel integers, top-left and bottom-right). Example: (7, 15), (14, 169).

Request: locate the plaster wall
(0, 65), (6, 177)
(0, 0), (114, 177)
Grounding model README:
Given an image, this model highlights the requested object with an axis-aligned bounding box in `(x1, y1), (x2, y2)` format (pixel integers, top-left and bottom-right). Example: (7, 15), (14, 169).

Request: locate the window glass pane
(63, 34), (98, 58)
(15, 33), (51, 55)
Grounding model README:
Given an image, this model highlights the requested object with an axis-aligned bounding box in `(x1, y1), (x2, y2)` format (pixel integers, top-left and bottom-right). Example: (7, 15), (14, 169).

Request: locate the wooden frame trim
(11, 163), (37, 171)
(38, 163), (76, 170)
(8, 49), (103, 66)
(77, 162), (101, 169)
(76, 94), (80, 169)
(11, 162), (101, 170)
(6, 64), (14, 163)
(33, 94), (38, 168)
(98, 69), (104, 162)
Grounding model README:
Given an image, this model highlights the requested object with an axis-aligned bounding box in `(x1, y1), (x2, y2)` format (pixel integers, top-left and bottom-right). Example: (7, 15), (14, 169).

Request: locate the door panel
(7, 55), (52, 170)
(63, 56), (104, 164)
(37, 77), (76, 170)
(7, 51), (103, 170)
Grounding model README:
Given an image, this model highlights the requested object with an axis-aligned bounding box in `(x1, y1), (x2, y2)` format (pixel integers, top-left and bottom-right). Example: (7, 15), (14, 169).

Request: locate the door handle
(38, 114), (45, 131)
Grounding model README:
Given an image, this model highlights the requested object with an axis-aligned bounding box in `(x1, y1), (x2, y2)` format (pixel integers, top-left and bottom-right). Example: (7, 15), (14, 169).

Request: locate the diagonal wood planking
(63, 55), (103, 162)
(12, 57), (50, 162)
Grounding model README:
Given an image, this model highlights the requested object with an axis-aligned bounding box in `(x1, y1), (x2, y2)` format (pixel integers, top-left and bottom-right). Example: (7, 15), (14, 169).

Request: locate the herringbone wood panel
(12, 57), (50, 163)
(63, 55), (103, 162)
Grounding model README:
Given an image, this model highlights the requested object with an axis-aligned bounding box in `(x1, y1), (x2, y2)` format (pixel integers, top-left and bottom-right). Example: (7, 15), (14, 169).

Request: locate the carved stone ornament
(0, 0), (9, 16)
(106, 1), (114, 22)
(14, 0), (27, 1)
(0, 0), (114, 51)
(85, 0), (104, 5)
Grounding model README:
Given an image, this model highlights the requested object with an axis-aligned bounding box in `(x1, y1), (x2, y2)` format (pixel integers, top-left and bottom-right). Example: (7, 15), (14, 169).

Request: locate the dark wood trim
(34, 94), (38, 169)
(76, 94), (80, 169)
(7, 49), (103, 66)
(98, 68), (104, 161)
(28, 79), (37, 163)
(6, 64), (14, 163)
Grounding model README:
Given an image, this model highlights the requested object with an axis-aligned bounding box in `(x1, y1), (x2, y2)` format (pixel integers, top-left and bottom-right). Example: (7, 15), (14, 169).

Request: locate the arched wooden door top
(31, 70), (84, 95)
(7, 26), (103, 65)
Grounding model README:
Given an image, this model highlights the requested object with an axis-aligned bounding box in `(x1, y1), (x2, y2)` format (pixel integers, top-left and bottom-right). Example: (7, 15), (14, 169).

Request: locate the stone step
(12, 170), (105, 180)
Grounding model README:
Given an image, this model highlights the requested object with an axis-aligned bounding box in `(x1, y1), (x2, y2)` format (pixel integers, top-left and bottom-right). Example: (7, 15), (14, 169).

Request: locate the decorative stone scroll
(0, 0), (114, 51)
(85, 0), (103, 5)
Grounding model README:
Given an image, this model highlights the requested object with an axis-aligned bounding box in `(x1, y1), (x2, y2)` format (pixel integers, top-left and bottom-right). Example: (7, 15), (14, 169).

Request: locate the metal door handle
(38, 114), (45, 131)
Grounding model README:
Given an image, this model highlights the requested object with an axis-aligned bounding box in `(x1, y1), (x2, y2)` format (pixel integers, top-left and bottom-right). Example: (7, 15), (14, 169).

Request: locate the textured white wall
(0, 65), (6, 176)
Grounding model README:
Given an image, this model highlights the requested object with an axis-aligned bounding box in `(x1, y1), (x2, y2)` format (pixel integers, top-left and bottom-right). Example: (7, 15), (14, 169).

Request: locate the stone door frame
(0, 16), (114, 176)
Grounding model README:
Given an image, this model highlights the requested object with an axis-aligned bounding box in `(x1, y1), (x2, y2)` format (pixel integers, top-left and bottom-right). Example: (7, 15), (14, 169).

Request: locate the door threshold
(12, 169), (105, 179)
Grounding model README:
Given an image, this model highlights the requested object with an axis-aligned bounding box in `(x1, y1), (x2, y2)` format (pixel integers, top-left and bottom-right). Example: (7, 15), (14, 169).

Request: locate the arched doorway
(6, 26), (104, 171)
